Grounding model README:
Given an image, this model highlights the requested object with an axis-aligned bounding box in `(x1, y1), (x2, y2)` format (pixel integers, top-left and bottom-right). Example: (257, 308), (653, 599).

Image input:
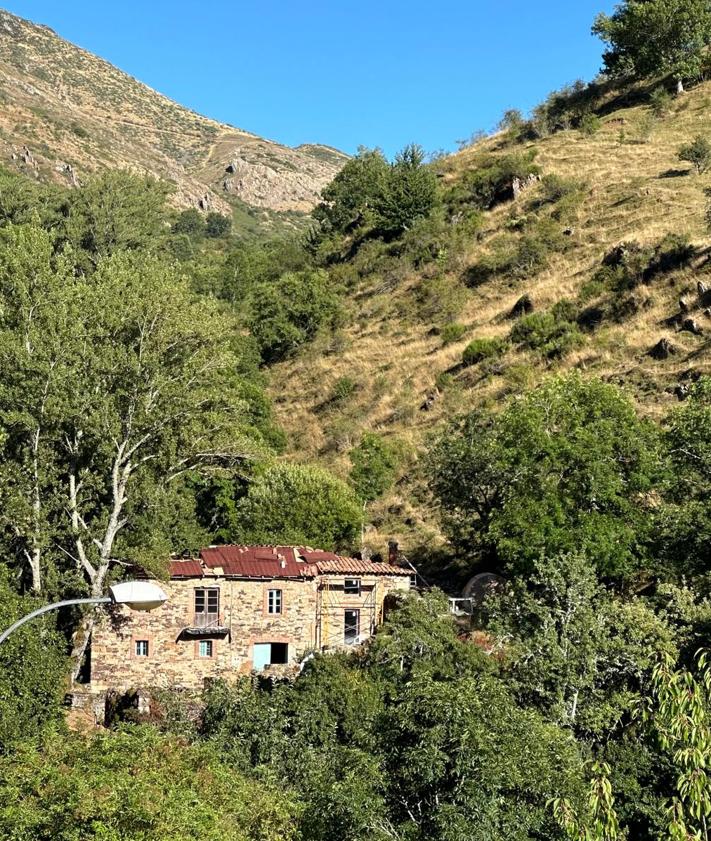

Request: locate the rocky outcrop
(649, 337), (677, 359)
(0, 10), (346, 220)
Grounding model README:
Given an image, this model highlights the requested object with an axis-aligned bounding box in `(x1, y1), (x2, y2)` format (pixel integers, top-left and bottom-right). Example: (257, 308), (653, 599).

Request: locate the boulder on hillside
(509, 294), (534, 318)
(698, 280), (711, 307)
(649, 337), (677, 360)
(681, 317), (703, 336)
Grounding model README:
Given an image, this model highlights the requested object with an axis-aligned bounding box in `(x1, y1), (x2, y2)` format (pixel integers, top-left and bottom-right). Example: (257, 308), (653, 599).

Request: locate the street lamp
(0, 581), (168, 645)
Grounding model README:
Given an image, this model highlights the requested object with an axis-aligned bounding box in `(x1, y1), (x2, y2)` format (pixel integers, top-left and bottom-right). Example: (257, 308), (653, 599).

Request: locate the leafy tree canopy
(0, 727), (298, 841)
(348, 433), (400, 502)
(593, 0), (711, 90)
(232, 462), (363, 551)
(427, 374), (661, 579)
(247, 269), (341, 364)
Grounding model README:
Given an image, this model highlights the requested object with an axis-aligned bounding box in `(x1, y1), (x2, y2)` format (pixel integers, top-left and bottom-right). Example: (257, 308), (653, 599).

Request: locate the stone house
(88, 544), (411, 697)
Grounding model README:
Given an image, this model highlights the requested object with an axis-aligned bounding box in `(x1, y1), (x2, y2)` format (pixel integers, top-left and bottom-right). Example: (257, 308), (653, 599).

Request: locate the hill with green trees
(4, 1), (711, 840)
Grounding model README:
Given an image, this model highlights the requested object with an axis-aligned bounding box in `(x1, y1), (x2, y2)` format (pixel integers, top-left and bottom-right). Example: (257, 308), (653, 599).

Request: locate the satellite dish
(462, 573), (504, 606)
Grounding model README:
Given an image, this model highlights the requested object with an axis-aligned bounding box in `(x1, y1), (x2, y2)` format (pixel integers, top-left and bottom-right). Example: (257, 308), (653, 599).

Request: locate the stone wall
(90, 572), (410, 694)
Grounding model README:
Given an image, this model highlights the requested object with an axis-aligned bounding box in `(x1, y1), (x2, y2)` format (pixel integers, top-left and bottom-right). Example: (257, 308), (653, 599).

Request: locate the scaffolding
(315, 576), (380, 650)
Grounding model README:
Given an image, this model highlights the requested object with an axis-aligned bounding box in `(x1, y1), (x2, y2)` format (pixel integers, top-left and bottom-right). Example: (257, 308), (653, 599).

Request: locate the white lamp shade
(108, 581), (168, 611)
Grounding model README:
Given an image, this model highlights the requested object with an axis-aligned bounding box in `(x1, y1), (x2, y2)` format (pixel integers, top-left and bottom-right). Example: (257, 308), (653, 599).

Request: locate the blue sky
(5, 1), (616, 157)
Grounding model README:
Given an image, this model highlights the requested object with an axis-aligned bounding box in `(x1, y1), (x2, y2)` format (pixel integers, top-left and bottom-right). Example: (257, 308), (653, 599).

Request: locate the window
(194, 588), (219, 614)
(253, 642), (288, 671)
(344, 578), (361, 595)
(267, 589), (282, 615)
(344, 609), (360, 645)
(198, 640), (213, 658)
(135, 640), (149, 657)
(194, 588), (219, 627)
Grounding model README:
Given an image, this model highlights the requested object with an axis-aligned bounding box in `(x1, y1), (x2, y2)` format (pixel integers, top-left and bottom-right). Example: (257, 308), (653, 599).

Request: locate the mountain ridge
(0, 8), (348, 226)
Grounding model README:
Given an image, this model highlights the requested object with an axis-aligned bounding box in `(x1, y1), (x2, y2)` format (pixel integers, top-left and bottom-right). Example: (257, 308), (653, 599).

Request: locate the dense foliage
(4, 1), (711, 834)
(427, 374), (660, 580)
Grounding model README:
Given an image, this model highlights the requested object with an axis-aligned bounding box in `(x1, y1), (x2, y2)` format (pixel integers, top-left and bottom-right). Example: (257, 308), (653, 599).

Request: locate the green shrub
(510, 310), (583, 359)
(233, 463), (363, 550)
(172, 208), (205, 237)
(349, 433), (400, 502)
(435, 371), (455, 390)
(449, 150), (540, 210)
(330, 375), (357, 403)
(205, 212), (232, 238)
(247, 270), (341, 364)
(649, 86), (672, 117)
(462, 336), (507, 366)
(579, 114), (602, 136)
(416, 275), (468, 322)
(440, 323), (467, 344)
(679, 135), (711, 173)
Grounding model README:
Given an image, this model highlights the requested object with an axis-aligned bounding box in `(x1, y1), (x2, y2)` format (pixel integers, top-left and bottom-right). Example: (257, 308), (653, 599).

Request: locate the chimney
(388, 540), (399, 565)
(280, 558), (286, 569)
(360, 545), (372, 562)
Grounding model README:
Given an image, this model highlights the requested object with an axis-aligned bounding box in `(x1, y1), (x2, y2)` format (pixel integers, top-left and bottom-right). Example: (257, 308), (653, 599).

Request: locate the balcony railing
(192, 612), (221, 628)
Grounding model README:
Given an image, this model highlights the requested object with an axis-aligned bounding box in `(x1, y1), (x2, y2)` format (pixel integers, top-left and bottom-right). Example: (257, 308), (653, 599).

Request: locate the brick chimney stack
(388, 540), (399, 565)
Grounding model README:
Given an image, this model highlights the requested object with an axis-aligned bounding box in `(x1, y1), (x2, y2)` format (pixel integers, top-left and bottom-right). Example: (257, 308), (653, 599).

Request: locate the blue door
(253, 643), (271, 671)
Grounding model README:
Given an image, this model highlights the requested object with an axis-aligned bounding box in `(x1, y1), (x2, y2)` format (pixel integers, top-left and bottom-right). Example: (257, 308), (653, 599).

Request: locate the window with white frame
(267, 589), (282, 615)
(135, 640), (149, 657)
(198, 640), (213, 658)
(343, 578), (361, 595)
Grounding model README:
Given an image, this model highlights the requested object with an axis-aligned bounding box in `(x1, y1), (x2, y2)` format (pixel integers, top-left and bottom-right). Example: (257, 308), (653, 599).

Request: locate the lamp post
(0, 581), (168, 645)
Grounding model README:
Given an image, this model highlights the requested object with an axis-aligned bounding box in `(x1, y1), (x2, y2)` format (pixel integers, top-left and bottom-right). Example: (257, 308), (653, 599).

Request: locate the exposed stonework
(87, 546), (411, 699)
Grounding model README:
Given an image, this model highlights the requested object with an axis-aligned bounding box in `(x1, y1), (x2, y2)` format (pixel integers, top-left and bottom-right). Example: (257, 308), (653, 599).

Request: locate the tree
(348, 433), (399, 502)
(373, 143), (439, 237)
(0, 569), (66, 751)
(0, 727), (298, 841)
(640, 650), (711, 841)
(247, 269), (341, 364)
(427, 374), (660, 579)
(233, 462), (363, 551)
(656, 377), (711, 577)
(678, 135), (711, 173)
(487, 553), (675, 738)
(553, 762), (620, 841)
(498, 108), (525, 133)
(0, 226), (267, 674)
(313, 147), (389, 234)
(63, 171), (170, 267)
(205, 212), (232, 238)
(593, 0), (711, 93)
(172, 208), (205, 237)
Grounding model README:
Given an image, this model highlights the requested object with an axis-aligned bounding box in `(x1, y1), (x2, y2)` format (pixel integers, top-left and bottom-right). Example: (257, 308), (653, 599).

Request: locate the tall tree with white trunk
(0, 224), (263, 677)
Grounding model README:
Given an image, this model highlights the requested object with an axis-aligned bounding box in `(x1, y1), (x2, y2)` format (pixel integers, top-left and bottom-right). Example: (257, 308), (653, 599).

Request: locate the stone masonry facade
(89, 545), (411, 696)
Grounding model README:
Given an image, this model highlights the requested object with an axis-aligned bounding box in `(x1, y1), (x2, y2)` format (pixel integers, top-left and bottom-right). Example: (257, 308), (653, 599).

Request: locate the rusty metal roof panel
(169, 559), (203, 578)
(168, 546), (410, 580)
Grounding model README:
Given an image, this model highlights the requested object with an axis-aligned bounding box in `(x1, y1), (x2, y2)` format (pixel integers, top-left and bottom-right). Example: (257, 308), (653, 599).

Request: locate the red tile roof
(307, 557), (410, 576)
(168, 545), (410, 580)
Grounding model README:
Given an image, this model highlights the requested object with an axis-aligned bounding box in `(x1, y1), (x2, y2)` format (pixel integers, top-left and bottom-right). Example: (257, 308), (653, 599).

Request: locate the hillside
(0, 9), (347, 229)
(268, 81), (711, 553)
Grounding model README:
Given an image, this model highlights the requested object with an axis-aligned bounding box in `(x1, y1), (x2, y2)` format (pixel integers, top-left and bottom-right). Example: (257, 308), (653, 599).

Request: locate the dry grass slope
(269, 82), (711, 550)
